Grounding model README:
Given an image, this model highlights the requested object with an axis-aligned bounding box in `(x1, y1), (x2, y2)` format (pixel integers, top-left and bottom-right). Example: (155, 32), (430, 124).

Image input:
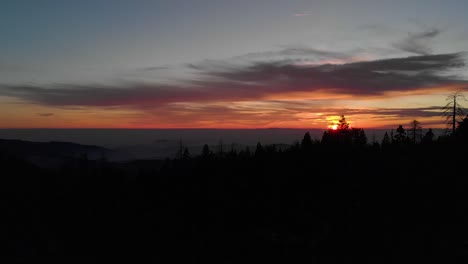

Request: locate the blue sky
(0, 0), (467, 128)
(2, 0), (467, 83)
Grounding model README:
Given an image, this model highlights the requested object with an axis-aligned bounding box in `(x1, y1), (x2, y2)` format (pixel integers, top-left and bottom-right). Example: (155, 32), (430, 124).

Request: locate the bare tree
(443, 92), (466, 135)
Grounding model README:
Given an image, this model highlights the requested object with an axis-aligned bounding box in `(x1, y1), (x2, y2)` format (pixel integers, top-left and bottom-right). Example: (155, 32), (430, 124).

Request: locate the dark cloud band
(0, 52), (465, 108)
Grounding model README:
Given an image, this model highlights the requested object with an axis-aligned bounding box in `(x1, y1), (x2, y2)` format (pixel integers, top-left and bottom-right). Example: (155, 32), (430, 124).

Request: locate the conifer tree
(394, 125), (406, 144)
(382, 132), (391, 146)
(422, 128), (434, 144)
(301, 132), (313, 149)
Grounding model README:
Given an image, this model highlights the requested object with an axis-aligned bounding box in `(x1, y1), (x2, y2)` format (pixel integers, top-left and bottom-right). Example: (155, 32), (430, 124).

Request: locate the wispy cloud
(220, 46), (357, 65)
(324, 106), (445, 118)
(137, 65), (170, 72)
(128, 102), (449, 128)
(393, 28), (442, 55)
(37, 112), (54, 117)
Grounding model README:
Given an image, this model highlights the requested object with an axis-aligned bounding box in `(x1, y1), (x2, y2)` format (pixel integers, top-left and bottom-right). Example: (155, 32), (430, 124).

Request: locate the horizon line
(0, 126), (447, 130)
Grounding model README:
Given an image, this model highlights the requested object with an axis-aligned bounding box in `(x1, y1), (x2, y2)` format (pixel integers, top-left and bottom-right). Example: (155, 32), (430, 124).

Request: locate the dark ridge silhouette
(0, 139), (113, 168)
(0, 139), (110, 157)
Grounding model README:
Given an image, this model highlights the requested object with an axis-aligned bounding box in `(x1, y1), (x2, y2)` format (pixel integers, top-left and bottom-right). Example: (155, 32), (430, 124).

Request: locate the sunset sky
(1, 0), (468, 129)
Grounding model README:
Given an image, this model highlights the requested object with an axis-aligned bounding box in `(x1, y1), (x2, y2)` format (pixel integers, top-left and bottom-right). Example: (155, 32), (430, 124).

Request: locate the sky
(1, 0), (468, 129)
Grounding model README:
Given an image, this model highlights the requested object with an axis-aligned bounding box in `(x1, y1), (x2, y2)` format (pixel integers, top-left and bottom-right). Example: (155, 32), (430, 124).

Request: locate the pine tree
(351, 128), (367, 145)
(301, 132), (313, 150)
(338, 115), (349, 130)
(321, 115), (367, 145)
(394, 125), (406, 144)
(183, 147), (190, 159)
(202, 144), (211, 158)
(382, 132), (390, 147)
(255, 142), (264, 157)
(422, 128), (434, 144)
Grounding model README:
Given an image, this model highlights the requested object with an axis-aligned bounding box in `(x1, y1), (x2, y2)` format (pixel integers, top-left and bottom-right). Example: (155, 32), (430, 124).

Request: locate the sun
(328, 124), (338, 130)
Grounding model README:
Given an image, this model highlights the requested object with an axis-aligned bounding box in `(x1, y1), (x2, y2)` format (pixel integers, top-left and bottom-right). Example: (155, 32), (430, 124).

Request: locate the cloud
(0, 52), (465, 109)
(137, 65), (170, 72)
(37, 112), (54, 117)
(322, 106), (445, 118)
(393, 28), (441, 55)
(194, 52), (465, 96)
(0, 83), (207, 107)
(188, 47), (355, 70)
(129, 101), (449, 128)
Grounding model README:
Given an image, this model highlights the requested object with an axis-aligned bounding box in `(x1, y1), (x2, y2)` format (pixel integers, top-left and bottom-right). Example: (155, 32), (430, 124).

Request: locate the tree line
(175, 113), (468, 161)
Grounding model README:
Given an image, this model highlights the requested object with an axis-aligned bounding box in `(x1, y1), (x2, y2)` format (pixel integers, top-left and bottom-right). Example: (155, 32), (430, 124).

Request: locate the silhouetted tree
(372, 141), (380, 150)
(321, 130), (332, 144)
(216, 139), (224, 154)
(183, 147), (190, 160)
(382, 132), (391, 147)
(237, 146), (251, 158)
(289, 141), (301, 152)
(322, 115), (351, 145)
(443, 92), (466, 135)
(422, 128), (435, 144)
(228, 143), (237, 158)
(301, 132), (313, 150)
(176, 140), (185, 159)
(202, 144), (211, 158)
(351, 128), (367, 145)
(455, 116), (468, 141)
(409, 120), (422, 144)
(394, 125), (406, 144)
(322, 115), (367, 146)
(338, 115), (349, 130)
(255, 142), (264, 157)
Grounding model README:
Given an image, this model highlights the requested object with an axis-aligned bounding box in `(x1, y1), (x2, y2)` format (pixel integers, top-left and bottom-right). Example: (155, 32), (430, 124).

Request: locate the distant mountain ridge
(0, 138), (109, 156)
(0, 139), (113, 168)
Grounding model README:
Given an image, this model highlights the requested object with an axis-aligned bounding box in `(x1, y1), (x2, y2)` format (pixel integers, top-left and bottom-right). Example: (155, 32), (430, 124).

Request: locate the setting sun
(329, 124), (338, 130)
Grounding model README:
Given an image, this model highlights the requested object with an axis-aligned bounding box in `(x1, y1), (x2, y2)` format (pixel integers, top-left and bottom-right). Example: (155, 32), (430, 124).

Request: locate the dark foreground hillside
(2, 142), (468, 262)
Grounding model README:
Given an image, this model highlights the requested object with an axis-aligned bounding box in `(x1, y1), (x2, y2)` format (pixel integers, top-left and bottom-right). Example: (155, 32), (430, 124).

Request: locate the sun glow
(329, 124), (338, 130)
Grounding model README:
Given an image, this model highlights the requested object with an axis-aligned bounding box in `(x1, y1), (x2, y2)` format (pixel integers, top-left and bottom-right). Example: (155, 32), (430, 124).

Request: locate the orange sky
(2, 1), (468, 131)
(1, 51), (466, 130)
(0, 85), (460, 130)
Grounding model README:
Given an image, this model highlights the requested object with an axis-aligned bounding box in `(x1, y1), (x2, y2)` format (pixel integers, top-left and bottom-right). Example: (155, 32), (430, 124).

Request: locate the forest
(3, 111), (468, 262)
